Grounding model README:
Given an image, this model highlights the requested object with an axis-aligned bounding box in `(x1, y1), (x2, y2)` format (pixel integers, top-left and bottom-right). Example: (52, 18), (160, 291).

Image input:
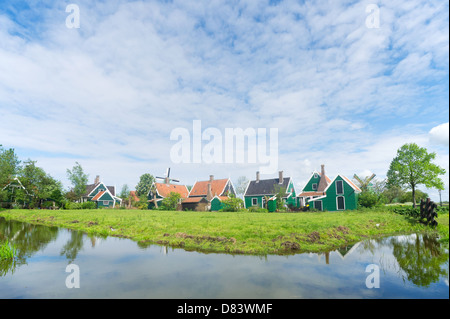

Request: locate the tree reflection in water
(389, 234), (449, 288)
(0, 217), (59, 276)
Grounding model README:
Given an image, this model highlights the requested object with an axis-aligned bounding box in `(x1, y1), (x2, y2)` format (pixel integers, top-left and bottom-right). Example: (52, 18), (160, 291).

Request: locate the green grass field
(0, 208), (448, 255)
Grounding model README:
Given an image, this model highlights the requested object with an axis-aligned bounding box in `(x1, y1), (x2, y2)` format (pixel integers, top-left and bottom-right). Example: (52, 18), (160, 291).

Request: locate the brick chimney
(207, 182), (213, 201)
(256, 171), (260, 183)
(94, 175), (100, 184)
(164, 177), (170, 184)
(279, 171), (283, 184)
(317, 164), (328, 192)
(209, 175), (214, 182)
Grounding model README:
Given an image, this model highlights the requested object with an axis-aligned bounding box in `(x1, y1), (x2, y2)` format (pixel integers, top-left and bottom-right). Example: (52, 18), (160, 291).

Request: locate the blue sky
(0, 0), (448, 200)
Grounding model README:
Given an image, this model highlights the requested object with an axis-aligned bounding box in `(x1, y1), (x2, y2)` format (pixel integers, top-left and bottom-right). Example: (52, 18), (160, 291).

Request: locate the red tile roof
(155, 183), (189, 198)
(189, 179), (229, 197)
(129, 191), (140, 202)
(92, 191), (105, 201)
(182, 197), (207, 203)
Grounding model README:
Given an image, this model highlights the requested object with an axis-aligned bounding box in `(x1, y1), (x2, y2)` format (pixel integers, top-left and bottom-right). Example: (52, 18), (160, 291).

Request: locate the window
(337, 196), (345, 210)
(314, 201), (322, 211)
(103, 200), (110, 206)
(312, 183), (317, 190)
(314, 173), (318, 179)
(252, 198), (258, 206)
(336, 180), (344, 195)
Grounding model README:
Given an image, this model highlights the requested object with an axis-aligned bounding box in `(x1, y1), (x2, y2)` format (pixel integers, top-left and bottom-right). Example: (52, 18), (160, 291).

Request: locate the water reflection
(0, 217), (449, 298)
(390, 234), (448, 287)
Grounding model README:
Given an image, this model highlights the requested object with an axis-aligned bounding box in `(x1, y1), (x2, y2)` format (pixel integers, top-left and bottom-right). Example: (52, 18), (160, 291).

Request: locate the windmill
(149, 168), (180, 209)
(353, 173), (376, 192)
(155, 168), (180, 184)
(1, 177), (33, 206)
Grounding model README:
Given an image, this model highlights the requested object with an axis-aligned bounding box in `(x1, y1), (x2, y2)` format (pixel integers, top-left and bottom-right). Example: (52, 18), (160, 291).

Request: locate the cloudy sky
(0, 0), (448, 200)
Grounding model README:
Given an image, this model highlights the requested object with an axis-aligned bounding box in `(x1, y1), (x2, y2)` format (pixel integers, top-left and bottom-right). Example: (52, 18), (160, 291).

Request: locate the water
(0, 217), (448, 299)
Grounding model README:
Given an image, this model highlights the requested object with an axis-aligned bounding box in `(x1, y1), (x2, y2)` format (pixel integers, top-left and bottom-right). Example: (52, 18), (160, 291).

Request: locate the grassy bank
(0, 208), (448, 255)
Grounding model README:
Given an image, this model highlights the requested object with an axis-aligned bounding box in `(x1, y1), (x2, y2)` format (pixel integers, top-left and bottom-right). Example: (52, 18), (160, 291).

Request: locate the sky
(0, 0), (448, 201)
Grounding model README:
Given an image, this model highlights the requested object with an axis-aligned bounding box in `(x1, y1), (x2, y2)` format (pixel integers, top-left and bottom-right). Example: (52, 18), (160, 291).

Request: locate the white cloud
(429, 123), (449, 146)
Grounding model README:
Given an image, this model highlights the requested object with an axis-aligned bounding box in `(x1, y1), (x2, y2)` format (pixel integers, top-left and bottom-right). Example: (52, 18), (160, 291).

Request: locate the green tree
(387, 143), (446, 207)
(358, 191), (379, 208)
(19, 160), (64, 208)
(221, 194), (244, 212)
(119, 184), (130, 207)
(160, 192), (181, 211)
(274, 185), (287, 210)
(400, 190), (429, 204)
(66, 162), (89, 201)
(382, 185), (405, 204)
(135, 173), (155, 197)
(0, 145), (21, 202)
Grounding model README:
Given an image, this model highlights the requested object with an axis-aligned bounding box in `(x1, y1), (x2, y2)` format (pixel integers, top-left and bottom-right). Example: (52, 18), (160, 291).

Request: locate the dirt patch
(281, 241), (300, 251)
(87, 221), (98, 227)
(307, 231), (321, 243)
(175, 232), (236, 244)
(336, 225), (349, 234)
(70, 220), (79, 224)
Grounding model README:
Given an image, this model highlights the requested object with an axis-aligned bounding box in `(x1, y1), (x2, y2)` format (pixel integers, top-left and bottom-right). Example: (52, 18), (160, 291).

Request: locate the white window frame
(336, 180), (344, 195)
(314, 173), (318, 178)
(312, 183), (318, 190)
(336, 196), (345, 210)
(103, 200), (110, 206)
(252, 198), (258, 206)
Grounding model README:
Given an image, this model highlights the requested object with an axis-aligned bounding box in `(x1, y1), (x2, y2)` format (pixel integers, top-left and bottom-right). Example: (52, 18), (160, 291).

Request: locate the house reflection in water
(318, 242), (361, 265)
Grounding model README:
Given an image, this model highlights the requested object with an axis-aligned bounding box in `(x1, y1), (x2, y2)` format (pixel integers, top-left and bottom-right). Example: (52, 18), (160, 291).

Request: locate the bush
(220, 197), (244, 212)
(392, 206), (420, 218)
(248, 206), (268, 213)
(64, 201), (97, 210)
(358, 191), (380, 208)
(81, 201), (97, 209)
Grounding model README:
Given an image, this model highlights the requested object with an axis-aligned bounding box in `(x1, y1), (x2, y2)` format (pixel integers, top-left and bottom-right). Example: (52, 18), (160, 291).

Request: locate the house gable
(88, 182), (110, 198)
(320, 175), (361, 211)
(301, 171), (331, 193)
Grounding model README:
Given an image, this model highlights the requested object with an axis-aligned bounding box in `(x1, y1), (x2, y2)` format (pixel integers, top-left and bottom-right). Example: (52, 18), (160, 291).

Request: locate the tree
(399, 190), (429, 204)
(387, 143), (446, 207)
(358, 191), (379, 208)
(119, 184), (130, 207)
(66, 162), (89, 201)
(19, 160), (64, 208)
(382, 185), (405, 204)
(135, 173), (155, 197)
(235, 176), (249, 198)
(221, 194), (244, 212)
(0, 146), (21, 202)
(160, 192), (181, 211)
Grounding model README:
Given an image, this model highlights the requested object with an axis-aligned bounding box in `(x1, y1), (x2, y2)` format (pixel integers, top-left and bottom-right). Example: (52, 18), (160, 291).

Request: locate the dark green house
(244, 171), (296, 210)
(81, 175), (122, 208)
(297, 165), (361, 211)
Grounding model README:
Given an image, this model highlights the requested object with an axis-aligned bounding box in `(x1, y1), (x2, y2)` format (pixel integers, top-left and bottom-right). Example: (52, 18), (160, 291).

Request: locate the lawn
(0, 208), (448, 255)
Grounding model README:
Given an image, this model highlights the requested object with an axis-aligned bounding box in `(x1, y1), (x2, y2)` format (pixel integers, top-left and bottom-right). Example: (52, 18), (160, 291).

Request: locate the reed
(0, 240), (16, 260)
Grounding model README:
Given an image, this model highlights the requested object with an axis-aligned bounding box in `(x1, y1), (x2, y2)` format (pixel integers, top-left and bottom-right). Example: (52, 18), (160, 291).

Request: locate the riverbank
(0, 209), (448, 255)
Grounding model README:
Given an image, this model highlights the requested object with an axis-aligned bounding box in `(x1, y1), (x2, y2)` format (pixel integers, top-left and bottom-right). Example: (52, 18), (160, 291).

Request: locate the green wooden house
(81, 176), (122, 208)
(297, 165), (361, 211)
(244, 171), (296, 210)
